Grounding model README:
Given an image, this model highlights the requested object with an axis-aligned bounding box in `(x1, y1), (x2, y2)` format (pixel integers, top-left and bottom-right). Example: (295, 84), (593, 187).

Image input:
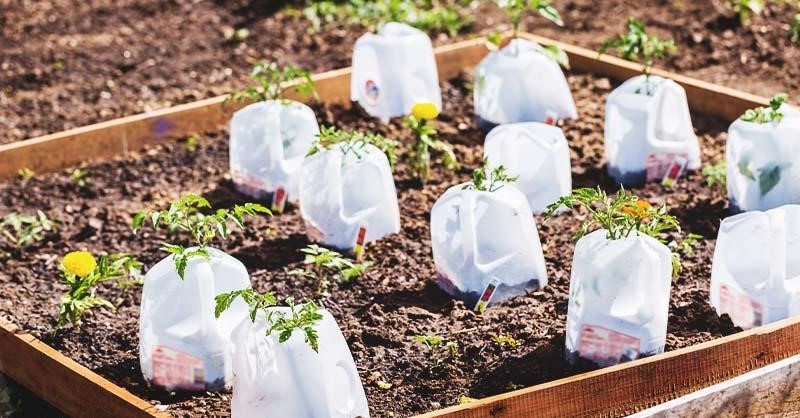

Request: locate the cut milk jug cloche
(474, 39), (577, 129)
(140, 248), (250, 391)
(430, 169), (548, 309)
(604, 74), (701, 187)
(711, 205), (800, 330)
(483, 122), (572, 214)
(229, 100), (319, 207)
(726, 98), (800, 212)
(565, 230), (673, 367)
(351, 22), (442, 123)
(299, 139), (401, 252)
(230, 307), (369, 418)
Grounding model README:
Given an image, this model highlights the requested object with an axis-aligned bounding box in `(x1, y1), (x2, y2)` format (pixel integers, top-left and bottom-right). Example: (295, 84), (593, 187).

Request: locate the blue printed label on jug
(365, 80), (380, 105)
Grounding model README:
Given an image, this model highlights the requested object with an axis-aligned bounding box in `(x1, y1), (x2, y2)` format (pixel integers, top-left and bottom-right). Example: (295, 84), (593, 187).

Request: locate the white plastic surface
(298, 142), (401, 250)
(430, 183), (548, 307)
(474, 39), (577, 126)
(711, 205), (800, 329)
(565, 230), (673, 367)
(351, 22), (441, 122)
(604, 75), (701, 186)
(140, 248), (250, 391)
(726, 105), (800, 212)
(230, 100), (319, 201)
(483, 122), (572, 214)
(230, 308), (369, 418)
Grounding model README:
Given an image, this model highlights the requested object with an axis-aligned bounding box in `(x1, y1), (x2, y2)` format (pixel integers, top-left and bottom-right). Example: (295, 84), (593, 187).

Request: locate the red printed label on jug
(231, 168), (268, 198)
(718, 284), (763, 329)
(353, 226), (367, 260)
(646, 153), (688, 183)
(578, 325), (640, 367)
(272, 187), (287, 214)
(151, 346), (204, 391)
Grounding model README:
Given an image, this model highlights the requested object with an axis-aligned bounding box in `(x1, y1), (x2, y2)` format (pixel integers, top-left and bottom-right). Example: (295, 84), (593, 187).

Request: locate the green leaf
(542, 44), (570, 69)
(759, 165), (782, 196)
(738, 159), (756, 181)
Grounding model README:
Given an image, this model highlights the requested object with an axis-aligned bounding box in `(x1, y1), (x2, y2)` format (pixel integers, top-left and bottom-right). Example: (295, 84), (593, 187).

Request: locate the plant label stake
(661, 155), (688, 188)
(353, 226), (367, 260)
(544, 110), (558, 126)
(272, 187), (287, 214)
(474, 277), (501, 313)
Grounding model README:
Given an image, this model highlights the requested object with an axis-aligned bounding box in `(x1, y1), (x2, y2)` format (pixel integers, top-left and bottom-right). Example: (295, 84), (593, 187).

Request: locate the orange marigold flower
(623, 200), (652, 218)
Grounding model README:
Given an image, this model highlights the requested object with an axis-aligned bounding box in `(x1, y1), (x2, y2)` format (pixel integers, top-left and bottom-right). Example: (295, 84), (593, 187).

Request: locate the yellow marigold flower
(62, 251), (97, 277)
(411, 102), (440, 120)
(622, 200), (652, 218)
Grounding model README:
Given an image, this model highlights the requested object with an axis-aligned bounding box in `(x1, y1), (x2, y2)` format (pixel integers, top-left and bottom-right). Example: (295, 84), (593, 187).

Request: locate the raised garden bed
(0, 34), (796, 418)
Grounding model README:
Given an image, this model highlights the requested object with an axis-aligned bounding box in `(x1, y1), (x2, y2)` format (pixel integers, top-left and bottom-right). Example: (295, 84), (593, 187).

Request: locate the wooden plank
(0, 37), (491, 181)
(631, 354), (800, 417)
(413, 316), (800, 418)
(0, 317), (169, 418)
(520, 33), (770, 121)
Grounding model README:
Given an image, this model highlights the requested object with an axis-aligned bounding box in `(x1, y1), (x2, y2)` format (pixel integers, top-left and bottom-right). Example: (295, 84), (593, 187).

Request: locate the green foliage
(214, 290), (324, 352)
(791, 13), (800, 43)
(185, 134), (202, 152)
(57, 253), (143, 330)
(462, 158), (518, 192)
(740, 94), (788, 123)
(302, 0), (473, 37)
(290, 244), (371, 296)
(669, 232), (702, 278)
(17, 168), (34, 181)
(491, 333), (522, 349)
(0, 211), (56, 255)
(726, 0), (764, 25)
(495, 0), (563, 38)
(406, 115), (459, 182)
(70, 168), (89, 187)
(307, 125), (399, 168)
(412, 334), (459, 373)
(702, 160), (727, 189)
(541, 43), (570, 69)
(599, 17), (676, 80)
(229, 62), (316, 103)
(545, 187), (680, 242)
(131, 194), (271, 278)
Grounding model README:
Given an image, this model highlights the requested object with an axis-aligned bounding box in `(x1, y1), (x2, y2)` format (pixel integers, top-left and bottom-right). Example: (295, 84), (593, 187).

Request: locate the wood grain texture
(0, 317), (169, 418)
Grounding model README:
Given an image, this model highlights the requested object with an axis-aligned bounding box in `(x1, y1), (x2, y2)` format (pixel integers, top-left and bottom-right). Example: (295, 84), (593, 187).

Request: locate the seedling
(56, 251), (143, 330)
(491, 332), (522, 349)
(702, 160), (727, 189)
(599, 17), (676, 94)
(70, 168), (89, 187)
(228, 62), (316, 104)
(0, 211), (56, 256)
(131, 194), (271, 278)
(412, 334), (458, 373)
(741, 93), (788, 123)
(406, 102), (459, 182)
(458, 395), (477, 404)
(495, 0), (563, 39)
(214, 290), (324, 352)
(185, 134), (202, 152)
(726, 0), (764, 25)
(17, 168), (34, 181)
(290, 244), (371, 296)
(791, 13), (800, 43)
(307, 125), (399, 168)
(669, 232), (702, 277)
(462, 158), (519, 192)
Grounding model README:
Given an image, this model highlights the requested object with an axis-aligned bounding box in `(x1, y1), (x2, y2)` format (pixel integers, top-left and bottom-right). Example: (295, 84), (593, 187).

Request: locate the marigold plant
(406, 101), (459, 182)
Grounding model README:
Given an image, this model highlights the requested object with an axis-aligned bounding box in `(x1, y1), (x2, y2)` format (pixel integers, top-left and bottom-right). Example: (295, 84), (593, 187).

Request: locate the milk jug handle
(193, 259), (220, 338)
(646, 80), (693, 152)
(459, 192), (478, 263)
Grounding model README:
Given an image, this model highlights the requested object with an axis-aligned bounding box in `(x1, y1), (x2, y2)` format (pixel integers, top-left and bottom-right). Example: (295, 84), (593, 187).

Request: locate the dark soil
(2, 0), (799, 144)
(0, 71), (741, 417)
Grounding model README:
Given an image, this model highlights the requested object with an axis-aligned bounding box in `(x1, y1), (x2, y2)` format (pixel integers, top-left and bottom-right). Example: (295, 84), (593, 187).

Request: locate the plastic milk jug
(230, 308), (369, 418)
(726, 104), (800, 212)
(140, 248), (250, 391)
(351, 22), (441, 122)
(474, 39), (577, 129)
(299, 142), (401, 252)
(230, 100), (319, 209)
(430, 182), (548, 309)
(604, 75), (701, 187)
(711, 205), (800, 329)
(483, 122), (572, 214)
(565, 230), (672, 367)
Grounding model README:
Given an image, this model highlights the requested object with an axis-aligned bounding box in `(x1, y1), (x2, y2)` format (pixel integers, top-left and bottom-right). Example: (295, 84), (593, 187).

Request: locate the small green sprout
(669, 232), (702, 278)
(726, 0), (764, 25)
(740, 94), (789, 123)
(70, 168), (89, 187)
(307, 125), (399, 168)
(458, 394), (477, 404)
(491, 332), (522, 349)
(406, 102), (459, 183)
(790, 13), (800, 43)
(462, 159), (519, 192)
(412, 334), (459, 373)
(17, 168), (34, 181)
(495, 0), (563, 39)
(57, 252), (143, 330)
(599, 17), (676, 92)
(290, 244), (371, 296)
(131, 194), (271, 279)
(702, 160), (727, 189)
(185, 134), (202, 152)
(0, 211), (56, 255)
(214, 290), (324, 352)
(229, 62), (317, 104)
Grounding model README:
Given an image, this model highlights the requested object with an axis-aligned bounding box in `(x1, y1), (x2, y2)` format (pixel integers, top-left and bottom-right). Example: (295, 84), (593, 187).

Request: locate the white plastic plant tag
(271, 187), (287, 214)
(483, 122), (572, 214)
(660, 155), (688, 187)
(230, 100), (319, 200)
(351, 22), (441, 123)
(140, 248), (251, 392)
(230, 308), (370, 418)
(299, 142), (401, 250)
(474, 39), (577, 129)
(430, 182), (548, 307)
(473, 276), (501, 313)
(604, 75), (701, 186)
(711, 204), (800, 329)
